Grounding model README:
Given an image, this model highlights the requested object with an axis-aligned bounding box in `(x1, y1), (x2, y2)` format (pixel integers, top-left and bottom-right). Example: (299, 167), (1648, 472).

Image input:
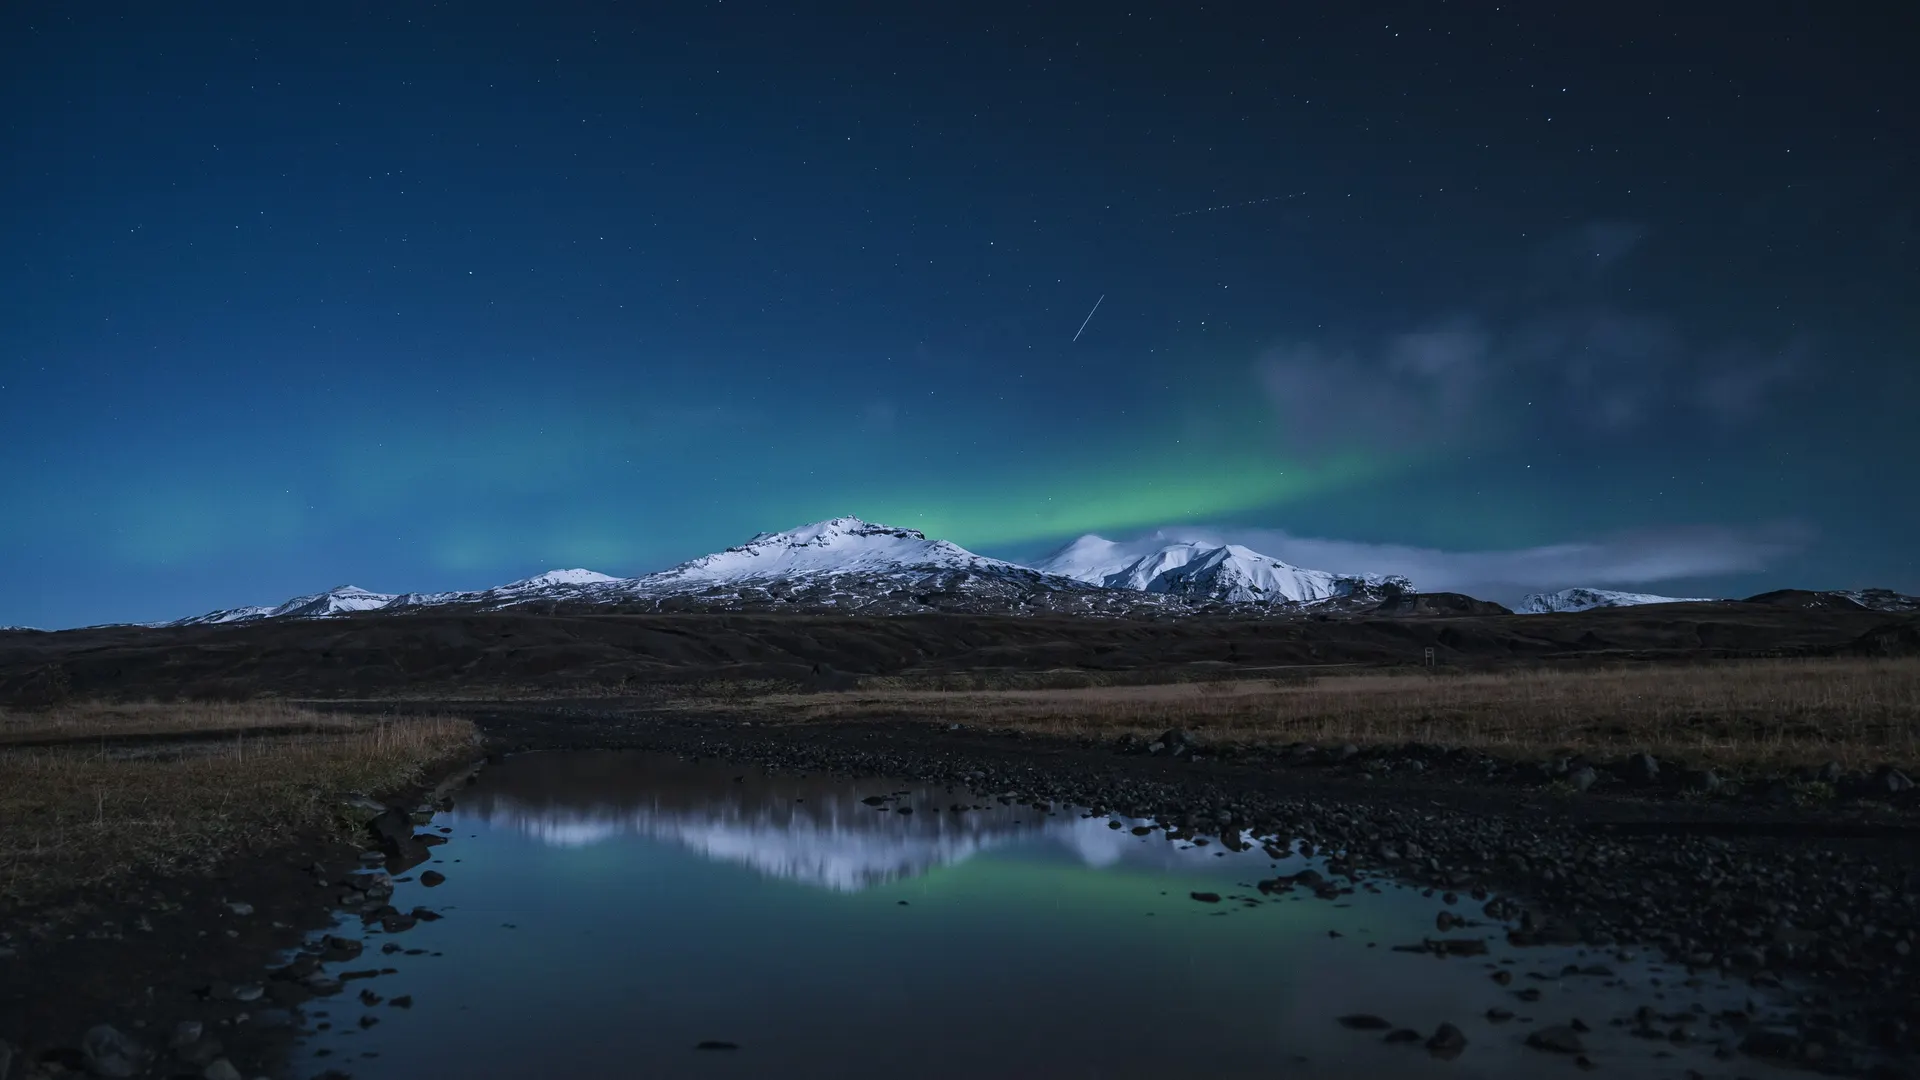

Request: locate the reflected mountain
(457, 750), (1200, 890)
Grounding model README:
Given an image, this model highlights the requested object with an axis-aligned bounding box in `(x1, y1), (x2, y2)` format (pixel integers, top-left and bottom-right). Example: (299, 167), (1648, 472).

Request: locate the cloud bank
(1257, 222), (1812, 452)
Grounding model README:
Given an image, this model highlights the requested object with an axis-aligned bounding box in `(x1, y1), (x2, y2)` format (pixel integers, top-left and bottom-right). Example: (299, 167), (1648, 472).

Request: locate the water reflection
(298, 751), (1804, 1080)
(465, 751), (1167, 890)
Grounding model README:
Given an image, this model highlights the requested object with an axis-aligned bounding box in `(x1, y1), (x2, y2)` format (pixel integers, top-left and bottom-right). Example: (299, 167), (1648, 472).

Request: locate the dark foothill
(1338, 1015), (1395, 1031)
(1189, 892), (1221, 903)
(1526, 1026), (1586, 1054)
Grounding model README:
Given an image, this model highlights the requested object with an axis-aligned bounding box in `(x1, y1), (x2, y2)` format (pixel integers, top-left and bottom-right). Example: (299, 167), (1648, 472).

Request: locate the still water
(299, 751), (1794, 1079)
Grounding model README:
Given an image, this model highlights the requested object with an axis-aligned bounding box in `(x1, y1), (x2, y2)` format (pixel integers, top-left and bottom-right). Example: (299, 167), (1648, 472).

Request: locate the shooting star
(1071, 294), (1105, 342)
(1173, 191), (1306, 218)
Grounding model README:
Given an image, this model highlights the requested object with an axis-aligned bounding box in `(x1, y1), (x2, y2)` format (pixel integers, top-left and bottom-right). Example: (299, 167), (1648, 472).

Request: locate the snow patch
(1517, 587), (1718, 614)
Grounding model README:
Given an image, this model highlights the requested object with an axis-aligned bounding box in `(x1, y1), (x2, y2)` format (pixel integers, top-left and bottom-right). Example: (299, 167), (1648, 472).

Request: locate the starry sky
(2, 3), (1914, 628)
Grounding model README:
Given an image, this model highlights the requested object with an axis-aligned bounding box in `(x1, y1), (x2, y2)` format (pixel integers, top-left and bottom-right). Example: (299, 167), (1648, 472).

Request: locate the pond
(295, 750), (1797, 1079)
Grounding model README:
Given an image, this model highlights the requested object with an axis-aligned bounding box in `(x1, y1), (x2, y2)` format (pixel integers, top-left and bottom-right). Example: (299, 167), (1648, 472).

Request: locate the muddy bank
(0, 760), (482, 1080)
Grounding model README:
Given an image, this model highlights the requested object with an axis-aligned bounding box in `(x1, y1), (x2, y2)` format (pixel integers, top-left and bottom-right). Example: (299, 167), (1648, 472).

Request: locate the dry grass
(727, 658), (1920, 769)
(0, 702), (477, 906)
(0, 699), (364, 744)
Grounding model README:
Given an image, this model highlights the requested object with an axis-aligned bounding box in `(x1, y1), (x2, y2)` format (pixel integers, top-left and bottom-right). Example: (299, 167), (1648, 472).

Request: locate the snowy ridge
(1517, 588), (1717, 614)
(161, 516), (1433, 625)
(1037, 535), (1409, 605)
(636, 517), (1019, 586)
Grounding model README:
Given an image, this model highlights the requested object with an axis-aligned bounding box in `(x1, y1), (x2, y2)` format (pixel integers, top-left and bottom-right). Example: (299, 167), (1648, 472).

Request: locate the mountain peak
(648, 517), (996, 585)
(501, 568), (619, 590)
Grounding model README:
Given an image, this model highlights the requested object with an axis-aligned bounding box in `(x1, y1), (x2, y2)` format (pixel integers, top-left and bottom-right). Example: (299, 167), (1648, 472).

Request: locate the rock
(249, 1009), (293, 1030)
(388, 995), (413, 1008)
(1684, 768), (1723, 794)
(337, 793), (387, 824)
(419, 870), (446, 887)
(694, 1041), (739, 1050)
(1569, 766), (1599, 792)
(1427, 1022), (1468, 1056)
(202, 1060), (243, 1080)
(366, 808), (414, 847)
(1526, 1026), (1586, 1054)
(224, 902), (253, 916)
(1335, 743), (1362, 762)
(345, 871), (393, 898)
(1739, 1028), (1802, 1060)
(320, 934), (363, 961)
(1623, 752), (1660, 785)
(1338, 1014), (1394, 1031)
(1873, 766), (1915, 795)
(79, 1023), (145, 1078)
(0, 1039), (12, 1080)
(1189, 892), (1221, 904)
(168, 1021), (202, 1050)
(230, 983), (263, 1003)
(1384, 1029), (1422, 1044)
(1485, 1008), (1514, 1023)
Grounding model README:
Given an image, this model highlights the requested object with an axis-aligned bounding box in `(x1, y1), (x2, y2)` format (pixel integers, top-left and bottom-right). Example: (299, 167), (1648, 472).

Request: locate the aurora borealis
(2, 5), (1913, 627)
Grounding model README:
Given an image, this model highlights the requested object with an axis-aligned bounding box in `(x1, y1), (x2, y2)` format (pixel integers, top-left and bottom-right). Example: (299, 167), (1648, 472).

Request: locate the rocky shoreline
(0, 760), (483, 1080)
(472, 709), (1920, 1078)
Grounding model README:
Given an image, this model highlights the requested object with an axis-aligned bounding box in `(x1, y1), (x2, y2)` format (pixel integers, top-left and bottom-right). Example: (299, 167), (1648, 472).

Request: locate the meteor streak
(1072, 294), (1105, 342)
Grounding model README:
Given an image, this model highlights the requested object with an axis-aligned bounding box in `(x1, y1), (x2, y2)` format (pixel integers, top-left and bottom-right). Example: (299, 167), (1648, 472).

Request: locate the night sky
(3, 4), (1914, 628)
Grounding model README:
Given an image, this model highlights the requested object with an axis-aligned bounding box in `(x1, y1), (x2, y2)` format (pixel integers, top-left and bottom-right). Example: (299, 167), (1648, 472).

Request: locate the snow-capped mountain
(639, 517), (1008, 586)
(1037, 535), (1410, 605)
(162, 519), (1187, 625)
(156, 517), (1455, 626)
(1517, 588), (1717, 614)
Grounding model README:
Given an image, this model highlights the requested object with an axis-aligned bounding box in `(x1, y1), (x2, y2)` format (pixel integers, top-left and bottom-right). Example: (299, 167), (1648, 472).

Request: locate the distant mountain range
(1516, 588), (1717, 614)
(53, 516), (1915, 628)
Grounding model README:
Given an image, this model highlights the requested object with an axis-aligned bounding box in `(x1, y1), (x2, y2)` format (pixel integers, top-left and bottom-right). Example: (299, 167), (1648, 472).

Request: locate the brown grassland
(715, 657), (1920, 769)
(0, 702), (475, 907)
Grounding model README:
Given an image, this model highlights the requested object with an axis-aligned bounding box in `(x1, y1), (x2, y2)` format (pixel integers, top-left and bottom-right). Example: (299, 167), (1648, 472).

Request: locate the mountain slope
(1517, 588), (1717, 614)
